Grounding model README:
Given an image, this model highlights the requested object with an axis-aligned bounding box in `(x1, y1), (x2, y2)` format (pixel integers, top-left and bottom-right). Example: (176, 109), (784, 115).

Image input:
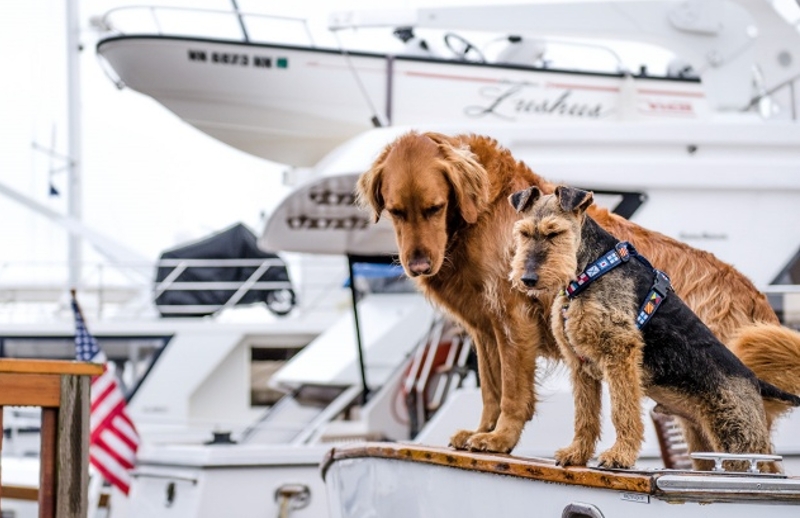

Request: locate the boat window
(250, 347), (301, 407)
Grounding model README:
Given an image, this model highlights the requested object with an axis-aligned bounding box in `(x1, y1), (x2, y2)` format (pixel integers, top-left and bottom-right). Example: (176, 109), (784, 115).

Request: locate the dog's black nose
(521, 274), (539, 287)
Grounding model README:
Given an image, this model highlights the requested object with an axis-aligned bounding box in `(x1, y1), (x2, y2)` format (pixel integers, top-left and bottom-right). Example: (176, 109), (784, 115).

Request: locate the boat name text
(465, 83), (607, 120)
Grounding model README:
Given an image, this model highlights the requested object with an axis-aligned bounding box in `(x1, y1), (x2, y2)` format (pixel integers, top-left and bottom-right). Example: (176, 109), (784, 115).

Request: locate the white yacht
(93, 0), (800, 292)
(5, 0), (800, 517)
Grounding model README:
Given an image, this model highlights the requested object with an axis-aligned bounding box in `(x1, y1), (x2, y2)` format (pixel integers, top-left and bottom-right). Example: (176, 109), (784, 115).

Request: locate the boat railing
(152, 257), (294, 317)
(96, 4), (643, 77)
(0, 256), (346, 322)
(402, 317), (474, 437)
(96, 5), (316, 47)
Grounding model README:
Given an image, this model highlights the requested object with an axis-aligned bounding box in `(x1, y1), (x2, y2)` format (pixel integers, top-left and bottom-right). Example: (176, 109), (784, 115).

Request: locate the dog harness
(562, 241), (673, 330)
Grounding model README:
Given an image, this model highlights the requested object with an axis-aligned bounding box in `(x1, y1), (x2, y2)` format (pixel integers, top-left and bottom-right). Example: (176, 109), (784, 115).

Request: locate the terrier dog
(509, 185), (800, 470)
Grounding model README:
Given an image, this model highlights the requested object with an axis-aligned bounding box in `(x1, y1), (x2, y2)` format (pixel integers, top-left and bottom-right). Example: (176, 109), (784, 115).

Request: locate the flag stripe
(97, 431), (136, 468)
(90, 368), (116, 406)
(90, 444), (132, 494)
(73, 296), (139, 496)
(112, 414), (141, 448)
(90, 386), (124, 433)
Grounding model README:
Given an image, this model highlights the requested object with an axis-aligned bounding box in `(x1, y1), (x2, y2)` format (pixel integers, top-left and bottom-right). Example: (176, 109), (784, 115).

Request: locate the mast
(66, 0), (82, 289)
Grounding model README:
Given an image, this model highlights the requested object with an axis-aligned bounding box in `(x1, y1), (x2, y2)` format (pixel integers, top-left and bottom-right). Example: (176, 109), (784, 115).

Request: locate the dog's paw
(449, 429), (476, 450)
(554, 444), (591, 467)
(465, 431), (516, 453)
(597, 448), (637, 469)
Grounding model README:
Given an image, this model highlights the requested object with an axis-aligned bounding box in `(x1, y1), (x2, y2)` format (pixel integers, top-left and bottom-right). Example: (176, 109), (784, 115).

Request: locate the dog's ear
(555, 185), (593, 213)
(426, 133), (489, 224)
(355, 144), (392, 223)
(508, 186), (540, 213)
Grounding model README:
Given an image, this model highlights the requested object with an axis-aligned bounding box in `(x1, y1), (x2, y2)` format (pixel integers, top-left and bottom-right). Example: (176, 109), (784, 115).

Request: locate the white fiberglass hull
(96, 36), (708, 167)
(122, 445), (330, 518)
(323, 444), (800, 518)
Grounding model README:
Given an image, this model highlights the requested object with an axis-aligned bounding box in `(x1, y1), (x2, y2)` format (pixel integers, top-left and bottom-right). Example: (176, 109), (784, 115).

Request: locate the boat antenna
(331, 31), (385, 128)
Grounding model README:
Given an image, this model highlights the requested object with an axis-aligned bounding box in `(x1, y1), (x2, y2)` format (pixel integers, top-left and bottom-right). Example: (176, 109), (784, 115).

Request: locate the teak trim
(0, 359), (103, 377)
(321, 442), (655, 494)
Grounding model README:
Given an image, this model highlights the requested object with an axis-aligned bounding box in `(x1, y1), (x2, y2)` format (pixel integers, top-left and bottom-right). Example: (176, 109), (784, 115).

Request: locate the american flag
(72, 296), (140, 495)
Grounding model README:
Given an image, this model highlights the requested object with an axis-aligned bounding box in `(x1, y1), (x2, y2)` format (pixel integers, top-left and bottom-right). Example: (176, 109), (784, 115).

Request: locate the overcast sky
(0, 0), (493, 286)
(1, 1), (303, 278)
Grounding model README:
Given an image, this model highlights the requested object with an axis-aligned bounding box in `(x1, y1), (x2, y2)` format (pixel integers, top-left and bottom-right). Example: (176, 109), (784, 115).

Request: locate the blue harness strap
(565, 241), (673, 330)
(566, 242), (631, 297)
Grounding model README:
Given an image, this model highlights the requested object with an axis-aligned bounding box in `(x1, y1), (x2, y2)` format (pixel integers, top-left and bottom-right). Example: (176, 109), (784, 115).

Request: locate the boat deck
(322, 442), (800, 504)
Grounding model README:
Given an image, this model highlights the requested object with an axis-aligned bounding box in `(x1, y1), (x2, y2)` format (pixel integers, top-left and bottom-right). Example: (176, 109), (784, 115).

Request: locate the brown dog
(356, 130), (800, 455)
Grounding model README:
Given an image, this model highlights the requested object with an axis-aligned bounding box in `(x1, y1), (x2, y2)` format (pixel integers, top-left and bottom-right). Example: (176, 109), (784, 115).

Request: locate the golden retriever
(357, 131), (800, 455)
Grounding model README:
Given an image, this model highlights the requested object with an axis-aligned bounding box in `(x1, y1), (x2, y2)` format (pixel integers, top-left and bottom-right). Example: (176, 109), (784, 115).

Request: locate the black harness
(563, 241), (673, 330)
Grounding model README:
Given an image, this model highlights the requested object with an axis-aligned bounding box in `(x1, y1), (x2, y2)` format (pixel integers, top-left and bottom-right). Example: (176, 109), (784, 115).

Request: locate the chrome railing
(97, 5), (315, 47)
(153, 257), (293, 316)
(0, 257), (347, 321)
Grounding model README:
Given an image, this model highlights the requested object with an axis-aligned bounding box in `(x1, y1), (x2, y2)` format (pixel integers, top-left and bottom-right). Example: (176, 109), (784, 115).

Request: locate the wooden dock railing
(0, 359), (103, 518)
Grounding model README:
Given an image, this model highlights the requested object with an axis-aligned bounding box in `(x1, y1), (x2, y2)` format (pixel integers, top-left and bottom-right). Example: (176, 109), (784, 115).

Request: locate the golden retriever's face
(380, 142), (450, 277)
(356, 132), (489, 278)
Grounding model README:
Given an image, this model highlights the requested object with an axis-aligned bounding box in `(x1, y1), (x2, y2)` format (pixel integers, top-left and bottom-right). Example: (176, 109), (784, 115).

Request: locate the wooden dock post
(0, 359), (103, 518)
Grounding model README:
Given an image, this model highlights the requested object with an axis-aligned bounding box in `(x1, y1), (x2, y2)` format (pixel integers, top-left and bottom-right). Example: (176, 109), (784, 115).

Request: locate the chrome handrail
(99, 5), (315, 47)
(0, 257), (306, 320)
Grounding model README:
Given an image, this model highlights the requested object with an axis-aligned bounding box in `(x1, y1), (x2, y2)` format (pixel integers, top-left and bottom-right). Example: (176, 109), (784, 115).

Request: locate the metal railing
(97, 5), (315, 47)
(0, 256), (347, 322)
(153, 258), (293, 316)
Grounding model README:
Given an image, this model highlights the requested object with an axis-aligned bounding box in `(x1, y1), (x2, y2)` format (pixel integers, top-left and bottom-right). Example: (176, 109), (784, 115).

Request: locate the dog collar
(565, 241), (673, 330)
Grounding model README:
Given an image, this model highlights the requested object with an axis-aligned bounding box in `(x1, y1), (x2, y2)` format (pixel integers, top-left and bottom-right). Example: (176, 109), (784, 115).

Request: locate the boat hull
(97, 36), (708, 167)
(323, 444), (800, 518)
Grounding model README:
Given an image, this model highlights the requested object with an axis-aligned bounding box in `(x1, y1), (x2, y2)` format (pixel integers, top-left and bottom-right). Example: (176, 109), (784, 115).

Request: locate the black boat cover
(154, 223), (295, 317)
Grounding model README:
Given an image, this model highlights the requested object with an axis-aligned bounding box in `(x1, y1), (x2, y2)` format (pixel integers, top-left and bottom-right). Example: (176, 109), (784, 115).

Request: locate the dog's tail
(730, 323), (800, 424)
(757, 379), (800, 406)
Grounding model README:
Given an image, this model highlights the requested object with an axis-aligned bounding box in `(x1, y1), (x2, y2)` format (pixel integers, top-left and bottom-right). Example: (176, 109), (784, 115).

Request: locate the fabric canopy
(154, 223), (295, 317)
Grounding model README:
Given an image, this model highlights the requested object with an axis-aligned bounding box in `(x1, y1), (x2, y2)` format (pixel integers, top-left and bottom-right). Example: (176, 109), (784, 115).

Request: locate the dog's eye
(545, 231), (562, 240)
(423, 204), (444, 218)
(388, 208), (407, 221)
(518, 230), (533, 239)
